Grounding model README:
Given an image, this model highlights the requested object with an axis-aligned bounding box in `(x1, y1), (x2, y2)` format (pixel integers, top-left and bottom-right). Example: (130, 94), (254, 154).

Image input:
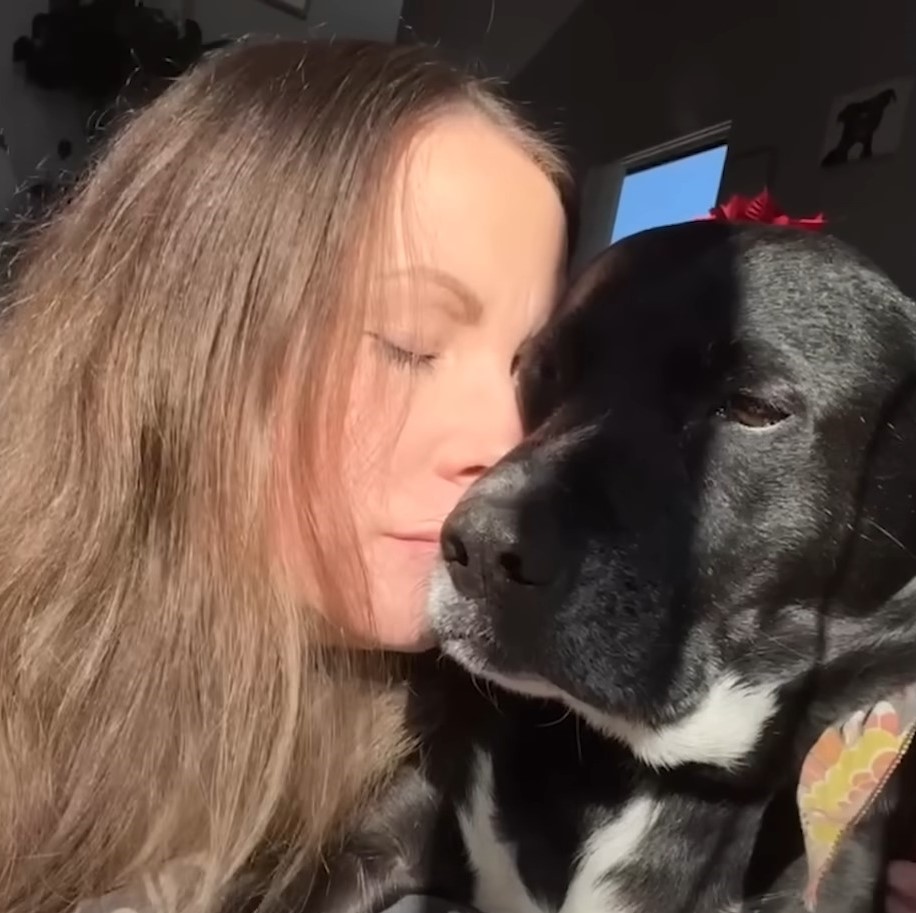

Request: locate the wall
(1, 2), (92, 194)
(511, 0), (916, 296)
(397, 0), (583, 78)
(1, 0), (404, 211)
(190, 0), (402, 44)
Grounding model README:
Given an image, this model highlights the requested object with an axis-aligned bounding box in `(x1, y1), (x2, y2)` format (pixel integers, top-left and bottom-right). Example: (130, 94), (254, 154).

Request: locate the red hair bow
(701, 189), (826, 231)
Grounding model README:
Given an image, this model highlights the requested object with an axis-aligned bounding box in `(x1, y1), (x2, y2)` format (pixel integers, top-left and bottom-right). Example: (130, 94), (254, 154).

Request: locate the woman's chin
(367, 585), (435, 652)
(368, 608), (436, 652)
(347, 536), (441, 651)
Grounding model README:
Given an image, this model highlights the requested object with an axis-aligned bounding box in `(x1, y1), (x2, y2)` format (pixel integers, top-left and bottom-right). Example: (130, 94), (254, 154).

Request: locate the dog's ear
(831, 368), (916, 613)
(812, 293), (916, 715)
(826, 280), (916, 610)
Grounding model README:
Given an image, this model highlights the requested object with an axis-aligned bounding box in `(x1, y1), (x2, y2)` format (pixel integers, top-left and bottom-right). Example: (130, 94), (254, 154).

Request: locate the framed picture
(257, 0), (311, 18)
(820, 76), (913, 168)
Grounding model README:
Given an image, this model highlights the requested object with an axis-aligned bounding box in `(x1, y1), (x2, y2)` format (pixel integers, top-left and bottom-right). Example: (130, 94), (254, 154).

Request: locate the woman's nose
(437, 376), (523, 485)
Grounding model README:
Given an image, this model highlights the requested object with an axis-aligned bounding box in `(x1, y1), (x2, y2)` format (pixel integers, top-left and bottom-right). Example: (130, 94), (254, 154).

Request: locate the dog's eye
(716, 393), (789, 428)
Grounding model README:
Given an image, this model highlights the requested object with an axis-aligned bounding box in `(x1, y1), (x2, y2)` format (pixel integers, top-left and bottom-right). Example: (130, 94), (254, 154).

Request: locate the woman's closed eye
(367, 333), (438, 372)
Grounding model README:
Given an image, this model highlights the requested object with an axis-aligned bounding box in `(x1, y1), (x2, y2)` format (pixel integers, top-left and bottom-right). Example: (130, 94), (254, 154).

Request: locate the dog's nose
(441, 495), (560, 598)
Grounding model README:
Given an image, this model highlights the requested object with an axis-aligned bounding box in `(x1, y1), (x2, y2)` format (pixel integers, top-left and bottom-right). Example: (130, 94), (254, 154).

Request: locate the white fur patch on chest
(458, 752), (545, 913)
(458, 751), (660, 913)
(450, 659), (779, 772)
(562, 797), (660, 913)
(568, 672), (779, 770)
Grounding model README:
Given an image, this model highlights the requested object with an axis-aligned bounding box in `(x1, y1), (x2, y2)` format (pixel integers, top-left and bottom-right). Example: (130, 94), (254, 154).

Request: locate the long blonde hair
(0, 39), (569, 913)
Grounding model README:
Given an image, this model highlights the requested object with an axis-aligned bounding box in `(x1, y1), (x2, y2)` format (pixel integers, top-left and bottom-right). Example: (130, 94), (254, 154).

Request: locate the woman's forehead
(382, 112), (567, 304)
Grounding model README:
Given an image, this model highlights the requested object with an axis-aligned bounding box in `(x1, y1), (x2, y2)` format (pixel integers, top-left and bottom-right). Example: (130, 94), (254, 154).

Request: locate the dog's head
(427, 222), (916, 770)
(875, 88), (898, 108)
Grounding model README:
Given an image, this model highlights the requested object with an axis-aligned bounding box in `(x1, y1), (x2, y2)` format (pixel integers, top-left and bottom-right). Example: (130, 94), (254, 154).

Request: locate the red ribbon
(700, 189), (826, 231)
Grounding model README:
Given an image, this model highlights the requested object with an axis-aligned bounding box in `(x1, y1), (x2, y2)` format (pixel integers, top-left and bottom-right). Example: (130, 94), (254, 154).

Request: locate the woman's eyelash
(368, 334), (437, 371)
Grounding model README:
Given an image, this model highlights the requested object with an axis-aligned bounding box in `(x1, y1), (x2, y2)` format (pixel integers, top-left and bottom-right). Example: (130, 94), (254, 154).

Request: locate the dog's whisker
(469, 673), (501, 712)
(536, 706), (573, 728)
(755, 630), (810, 663)
(864, 519), (915, 557)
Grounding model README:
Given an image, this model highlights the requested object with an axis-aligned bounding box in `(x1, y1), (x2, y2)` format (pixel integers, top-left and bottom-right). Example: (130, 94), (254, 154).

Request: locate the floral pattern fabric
(798, 686), (916, 910)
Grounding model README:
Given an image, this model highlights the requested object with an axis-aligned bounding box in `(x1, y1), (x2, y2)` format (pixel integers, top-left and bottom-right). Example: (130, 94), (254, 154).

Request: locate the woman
(0, 38), (570, 913)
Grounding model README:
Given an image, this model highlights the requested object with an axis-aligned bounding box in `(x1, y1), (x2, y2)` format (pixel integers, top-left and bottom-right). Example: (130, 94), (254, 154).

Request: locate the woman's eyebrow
(383, 267), (483, 325)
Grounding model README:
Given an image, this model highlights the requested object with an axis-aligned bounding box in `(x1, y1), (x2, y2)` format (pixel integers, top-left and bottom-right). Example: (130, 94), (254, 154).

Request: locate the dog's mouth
(427, 560), (559, 690)
(427, 561), (781, 771)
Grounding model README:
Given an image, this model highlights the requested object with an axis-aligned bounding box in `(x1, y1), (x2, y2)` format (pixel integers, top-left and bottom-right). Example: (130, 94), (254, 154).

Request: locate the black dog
(296, 222), (916, 913)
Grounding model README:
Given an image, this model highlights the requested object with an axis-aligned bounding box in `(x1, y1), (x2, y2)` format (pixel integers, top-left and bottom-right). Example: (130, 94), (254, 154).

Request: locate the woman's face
(344, 112), (567, 650)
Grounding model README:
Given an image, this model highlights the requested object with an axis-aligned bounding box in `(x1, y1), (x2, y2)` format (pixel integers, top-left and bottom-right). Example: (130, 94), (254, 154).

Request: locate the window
(610, 143), (728, 243)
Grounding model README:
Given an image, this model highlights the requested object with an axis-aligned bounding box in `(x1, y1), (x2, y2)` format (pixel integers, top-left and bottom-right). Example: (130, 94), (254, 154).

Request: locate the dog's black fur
(291, 222), (916, 913)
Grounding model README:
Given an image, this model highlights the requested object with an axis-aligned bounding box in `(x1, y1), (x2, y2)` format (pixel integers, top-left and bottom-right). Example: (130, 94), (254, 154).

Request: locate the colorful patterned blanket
(798, 686), (916, 910)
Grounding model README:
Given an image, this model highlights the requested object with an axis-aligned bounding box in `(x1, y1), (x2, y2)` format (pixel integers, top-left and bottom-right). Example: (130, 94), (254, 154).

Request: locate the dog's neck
(561, 672), (782, 772)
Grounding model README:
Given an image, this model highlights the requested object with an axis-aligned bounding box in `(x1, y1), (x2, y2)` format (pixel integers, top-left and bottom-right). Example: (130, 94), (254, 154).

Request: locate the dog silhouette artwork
(822, 88), (897, 166)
